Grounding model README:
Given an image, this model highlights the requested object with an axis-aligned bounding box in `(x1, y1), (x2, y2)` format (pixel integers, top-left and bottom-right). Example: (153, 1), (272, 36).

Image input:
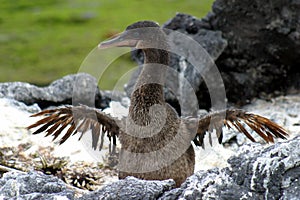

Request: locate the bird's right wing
(27, 105), (124, 154)
(185, 109), (288, 147)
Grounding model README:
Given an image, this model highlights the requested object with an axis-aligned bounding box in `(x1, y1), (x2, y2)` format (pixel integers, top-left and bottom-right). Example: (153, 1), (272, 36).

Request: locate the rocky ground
(0, 92), (299, 199)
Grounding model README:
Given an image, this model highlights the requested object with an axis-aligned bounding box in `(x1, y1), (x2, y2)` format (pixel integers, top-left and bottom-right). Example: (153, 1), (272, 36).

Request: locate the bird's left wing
(27, 105), (124, 153)
(184, 109), (288, 147)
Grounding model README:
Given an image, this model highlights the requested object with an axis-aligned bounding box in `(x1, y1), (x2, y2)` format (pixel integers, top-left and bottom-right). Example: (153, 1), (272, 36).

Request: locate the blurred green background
(0, 0), (214, 89)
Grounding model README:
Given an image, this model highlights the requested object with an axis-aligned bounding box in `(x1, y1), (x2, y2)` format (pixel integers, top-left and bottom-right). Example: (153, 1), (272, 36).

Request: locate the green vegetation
(0, 0), (214, 89)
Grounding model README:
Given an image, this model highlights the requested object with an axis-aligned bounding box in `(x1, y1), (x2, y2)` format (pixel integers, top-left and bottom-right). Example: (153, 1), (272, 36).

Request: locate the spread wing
(187, 109), (288, 147)
(27, 105), (124, 154)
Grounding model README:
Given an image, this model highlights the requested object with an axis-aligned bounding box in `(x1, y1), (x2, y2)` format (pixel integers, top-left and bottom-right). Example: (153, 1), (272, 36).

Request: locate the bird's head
(98, 21), (167, 50)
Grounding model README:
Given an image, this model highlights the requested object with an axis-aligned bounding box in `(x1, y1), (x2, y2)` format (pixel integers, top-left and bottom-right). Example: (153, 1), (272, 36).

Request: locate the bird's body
(28, 21), (288, 187)
(119, 85), (195, 185)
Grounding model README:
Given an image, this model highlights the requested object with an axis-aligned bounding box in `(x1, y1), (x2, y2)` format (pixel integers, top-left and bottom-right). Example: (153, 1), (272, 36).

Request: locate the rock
(0, 171), (75, 200)
(0, 73), (110, 109)
(164, 14), (227, 60)
(210, 0), (300, 105)
(79, 177), (175, 200)
(228, 137), (300, 199)
(128, 0), (300, 110)
(160, 136), (300, 200)
(0, 93), (299, 199)
(1, 136), (299, 199)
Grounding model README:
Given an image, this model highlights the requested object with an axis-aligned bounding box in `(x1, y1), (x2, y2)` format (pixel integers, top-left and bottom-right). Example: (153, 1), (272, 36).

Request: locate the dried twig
(0, 164), (26, 174)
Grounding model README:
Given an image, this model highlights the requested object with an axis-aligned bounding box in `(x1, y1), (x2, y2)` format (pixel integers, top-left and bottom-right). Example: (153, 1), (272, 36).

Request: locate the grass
(0, 0), (214, 89)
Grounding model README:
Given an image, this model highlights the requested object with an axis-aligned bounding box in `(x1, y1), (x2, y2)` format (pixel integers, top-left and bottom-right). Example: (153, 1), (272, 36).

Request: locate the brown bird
(28, 21), (288, 187)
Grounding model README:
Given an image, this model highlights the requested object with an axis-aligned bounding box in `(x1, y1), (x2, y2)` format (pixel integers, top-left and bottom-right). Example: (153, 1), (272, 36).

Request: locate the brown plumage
(28, 21), (289, 187)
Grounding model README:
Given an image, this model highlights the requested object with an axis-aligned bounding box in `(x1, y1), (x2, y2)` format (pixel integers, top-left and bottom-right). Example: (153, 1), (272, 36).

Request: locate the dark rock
(282, 167), (300, 200)
(209, 0), (300, 105)
(0, 171), (75, 200)
(0, 73), (111, 109)
(164, 14), (227, 60)
(129, 0), (300, 110)
(79, 177), (175, 200)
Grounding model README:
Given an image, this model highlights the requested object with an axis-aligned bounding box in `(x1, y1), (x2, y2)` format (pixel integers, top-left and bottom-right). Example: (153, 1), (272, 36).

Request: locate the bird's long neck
(131, 48), (169, 106)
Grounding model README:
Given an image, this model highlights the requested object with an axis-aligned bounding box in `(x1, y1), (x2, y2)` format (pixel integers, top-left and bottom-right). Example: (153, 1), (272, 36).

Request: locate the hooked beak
(98, 32), (138, 49)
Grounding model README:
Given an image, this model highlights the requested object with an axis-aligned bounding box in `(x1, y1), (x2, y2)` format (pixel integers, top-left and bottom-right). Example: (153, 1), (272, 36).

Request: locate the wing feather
(190, 109), (288, 147)
(27, 105), (123, 152)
